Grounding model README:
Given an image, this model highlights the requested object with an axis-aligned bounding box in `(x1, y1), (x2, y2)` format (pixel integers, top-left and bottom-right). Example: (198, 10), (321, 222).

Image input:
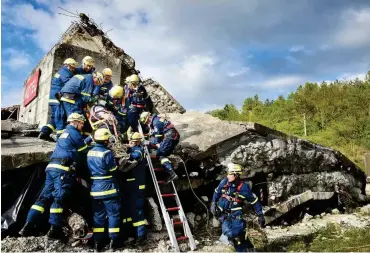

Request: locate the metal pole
(303, 113), (307, 136)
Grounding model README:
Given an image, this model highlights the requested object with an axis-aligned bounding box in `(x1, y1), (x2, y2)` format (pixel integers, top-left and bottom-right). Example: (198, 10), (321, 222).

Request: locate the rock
(320, 212), (326, 217)
(201, 196), (209, 202)
(195, 215), (202, 222)
(314, 215), (320, 219)
(302, 213), (313, 222)
(147, 197), (162, 231)
(66, 213), (88, 239)
(186, 212), (196, 228)
(332, 209), (340, 214)
(212, 217), (220, 228)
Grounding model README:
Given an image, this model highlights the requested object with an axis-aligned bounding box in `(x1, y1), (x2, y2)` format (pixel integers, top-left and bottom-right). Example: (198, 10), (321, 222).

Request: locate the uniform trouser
(92, 197), (121, 243)
(55, 100), (83, 135)
(127, 107), (143, 132)
(156, 131), (180, 173)
(121, 164), (147, 239)
(40, 104), (58, 135)
(220, 213), (253, 252)
(26, 169), (75, 227)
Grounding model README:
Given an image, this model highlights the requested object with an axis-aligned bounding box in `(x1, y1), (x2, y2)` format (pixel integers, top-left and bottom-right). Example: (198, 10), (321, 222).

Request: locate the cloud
(4, 48), (31, 70)
(334, 7), (370, 48)
(2, 0), (370, 111)
(264, 76), (306, 88)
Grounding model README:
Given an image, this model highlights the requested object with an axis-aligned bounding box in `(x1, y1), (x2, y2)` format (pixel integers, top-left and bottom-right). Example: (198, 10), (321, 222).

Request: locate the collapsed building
(1, 13), (369, 252)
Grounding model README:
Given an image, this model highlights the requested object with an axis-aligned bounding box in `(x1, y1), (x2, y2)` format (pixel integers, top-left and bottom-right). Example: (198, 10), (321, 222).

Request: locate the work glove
(258, 214), (266, 228)
(210, 202), (217, 216)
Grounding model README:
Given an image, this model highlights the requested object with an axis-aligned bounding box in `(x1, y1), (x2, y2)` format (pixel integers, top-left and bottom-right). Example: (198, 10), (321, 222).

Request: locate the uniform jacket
(60, 74), (95, 104)
(49, 66), (74, 105)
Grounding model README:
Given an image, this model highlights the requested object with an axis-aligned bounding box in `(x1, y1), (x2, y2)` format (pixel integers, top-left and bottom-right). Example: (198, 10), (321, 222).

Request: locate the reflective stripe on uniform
(133, 220), (146, 227)
(50, 208), (63, 213)
(78, 145), (88, 152)
(49, 99), (59, 104)
(57, 129), (65, 134)
(251, 197), (258, 205)
(90, 189), (117, 197)
(117, 111), (126, 116)
(126, 178), (135, 181)
(93, 228), (104, 232)
(83, 132), (91, 136)
(155, 135), (163, 137)
(87, 150), (110, 158)
(139, 185), (145, 190)
(60, 97), (75, 104)
(91, 175), (113, 179)
(81, 92), (91, 97)
(123, 217), (132, 223)
(109, 228), (120, 233)
(46, 164), (71, 171)
(231, 207), (243, 211)
(160, 158), (171, 164)
(109, 166), (117, 172)
(54, 73), (60, 78)
(46, 124), (55, 131)
(238, 194), (246, 199)
(75, 75), (84, 80)
(31, 205), (44, 213)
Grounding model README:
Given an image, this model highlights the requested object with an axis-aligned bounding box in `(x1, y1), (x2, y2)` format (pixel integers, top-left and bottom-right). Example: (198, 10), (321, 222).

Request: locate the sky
(1, 0), (370, 111)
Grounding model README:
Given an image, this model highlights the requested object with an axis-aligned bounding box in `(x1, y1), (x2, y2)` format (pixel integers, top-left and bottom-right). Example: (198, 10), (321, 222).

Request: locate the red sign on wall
(24, 68), (41, 107)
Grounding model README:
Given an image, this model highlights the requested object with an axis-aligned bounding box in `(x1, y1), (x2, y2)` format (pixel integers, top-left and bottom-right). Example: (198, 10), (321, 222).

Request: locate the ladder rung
(167, 207), (180, 211)
(173, 221), (184, 225)
(153, 168), (164, 172)
(157, 180), (165, 184)
(161, 193), (176, 197)
(176, 236), (189, 241)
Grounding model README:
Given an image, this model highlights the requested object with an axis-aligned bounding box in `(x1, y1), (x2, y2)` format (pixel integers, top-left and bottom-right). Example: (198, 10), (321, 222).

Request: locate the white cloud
(264, 76), (306, 88)
(4, 48), (31, 70)
(227, 67), (250, 77)
(289, 45), (305, 53)
(334, 8), (370, 48)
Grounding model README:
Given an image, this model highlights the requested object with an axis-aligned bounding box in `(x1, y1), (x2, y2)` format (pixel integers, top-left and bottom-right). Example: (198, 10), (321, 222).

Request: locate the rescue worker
(122, 132), (147, 243)
(87, 128), (121, 251)
(39, 58), (78, 140)
(19, 113), (90, 239)
(140, 112), (178, 183)
(54, 71), (104, 136)
(75, 56), (95, 75)
(107, 85), (128, 135)
(210, 163), (266, 252)
(94, 68), (113, 101)
(125, 74), (153, 131)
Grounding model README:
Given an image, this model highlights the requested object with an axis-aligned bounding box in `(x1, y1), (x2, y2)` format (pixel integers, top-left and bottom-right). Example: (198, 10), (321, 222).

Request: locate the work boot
(109, 239), (124, 250)
(19, 222), (38, 237)
(94, 242), (105, 252)
(38, 132), (49, 140)
(47, 225), (65, 240)
(166, 170), (178, 184)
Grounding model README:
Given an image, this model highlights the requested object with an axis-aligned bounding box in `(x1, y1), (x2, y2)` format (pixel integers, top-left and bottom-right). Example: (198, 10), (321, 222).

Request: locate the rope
(178, 157), (218, 238)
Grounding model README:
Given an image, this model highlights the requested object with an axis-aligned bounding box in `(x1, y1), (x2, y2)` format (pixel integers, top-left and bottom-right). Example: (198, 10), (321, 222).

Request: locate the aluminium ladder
(137, 121), (196, 252)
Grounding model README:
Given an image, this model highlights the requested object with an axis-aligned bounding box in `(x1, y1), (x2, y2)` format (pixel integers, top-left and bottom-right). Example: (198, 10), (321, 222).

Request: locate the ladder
(137, 121), (196, 252)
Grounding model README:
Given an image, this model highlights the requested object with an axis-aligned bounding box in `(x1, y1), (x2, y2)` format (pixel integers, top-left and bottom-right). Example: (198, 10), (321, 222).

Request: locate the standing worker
(139, 112), (179, 183)
(54, 72), (104, 136)
(87, 128), (122, 251)
(125, 74), (153, 131)
(210, 163), (266, 252)
(107, 85), (128, 136)
(94, 68), (114, 102)
(122, 132), (147, 243)
(39, 58), (78, 140)
(19, 113), (90, 239)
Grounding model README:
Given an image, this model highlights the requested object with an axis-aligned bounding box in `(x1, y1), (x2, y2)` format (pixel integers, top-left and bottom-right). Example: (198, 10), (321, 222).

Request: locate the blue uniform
(75, 65), (95, 75)
(212, 178), (263, 252)
(26, 125), (89, 227)
(106, 96), (128, 135)
(87, 144), (120, 244)
(122, 145), (147, 239)
(149, 114), (180, 173)
(40, 66), (74, 135)
(54, 74), (95, 135)
(94, 80), (113, 101)
(125, 84), (153, 131)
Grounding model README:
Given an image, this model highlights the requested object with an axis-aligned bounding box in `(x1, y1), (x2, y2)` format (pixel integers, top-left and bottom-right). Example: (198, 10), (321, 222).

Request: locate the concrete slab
(1, 120), (12, 132)
(1, 136), (55, 170)
(265, 190), (313, 224)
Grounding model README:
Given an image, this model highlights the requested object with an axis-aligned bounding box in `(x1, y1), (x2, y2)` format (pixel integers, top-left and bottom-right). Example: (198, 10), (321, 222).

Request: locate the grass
(287, 223), (370, 252)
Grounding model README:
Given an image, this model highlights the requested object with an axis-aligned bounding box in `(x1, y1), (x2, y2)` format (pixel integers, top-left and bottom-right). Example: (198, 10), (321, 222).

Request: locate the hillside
(208, 71), (370, 170)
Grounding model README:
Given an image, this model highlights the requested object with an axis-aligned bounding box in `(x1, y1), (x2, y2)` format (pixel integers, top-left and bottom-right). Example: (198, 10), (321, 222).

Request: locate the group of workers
(18, 56), (265, 252)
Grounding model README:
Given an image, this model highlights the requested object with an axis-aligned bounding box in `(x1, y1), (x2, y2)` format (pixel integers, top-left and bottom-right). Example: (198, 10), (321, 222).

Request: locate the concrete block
(1, 120), (12, 132)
